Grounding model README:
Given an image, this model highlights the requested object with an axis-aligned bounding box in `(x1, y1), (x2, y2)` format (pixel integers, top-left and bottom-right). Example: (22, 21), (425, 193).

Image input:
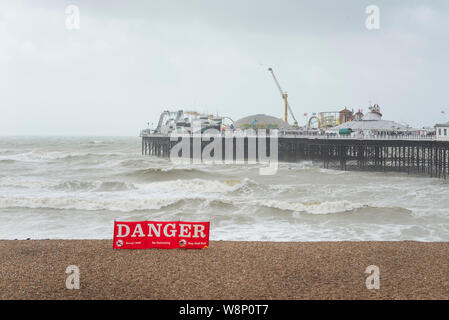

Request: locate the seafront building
(435, 121), (449, 141)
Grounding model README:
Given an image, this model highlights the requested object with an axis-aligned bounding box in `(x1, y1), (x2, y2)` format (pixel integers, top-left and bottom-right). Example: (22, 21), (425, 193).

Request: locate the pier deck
(141, 135), (449, 179)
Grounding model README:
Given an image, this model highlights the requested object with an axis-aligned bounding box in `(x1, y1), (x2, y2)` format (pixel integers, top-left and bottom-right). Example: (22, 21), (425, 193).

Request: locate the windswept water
(0, 137), (448, 241)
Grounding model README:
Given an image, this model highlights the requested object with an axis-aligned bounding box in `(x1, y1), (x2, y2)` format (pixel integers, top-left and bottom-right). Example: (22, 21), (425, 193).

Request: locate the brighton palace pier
(141, 111), (449, 179)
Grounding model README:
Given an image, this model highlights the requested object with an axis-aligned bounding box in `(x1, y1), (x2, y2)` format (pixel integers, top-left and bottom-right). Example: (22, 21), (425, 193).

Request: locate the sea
(0, 136), (448, 241)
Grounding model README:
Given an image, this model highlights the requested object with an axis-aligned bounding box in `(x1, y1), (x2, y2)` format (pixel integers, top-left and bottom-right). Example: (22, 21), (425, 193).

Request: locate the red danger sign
(113, 221), (210, 249)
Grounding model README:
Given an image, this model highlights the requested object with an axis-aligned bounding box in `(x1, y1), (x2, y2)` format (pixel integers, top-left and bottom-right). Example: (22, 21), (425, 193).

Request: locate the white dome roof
(235, 114), (292, 130)
(330, 111), (407, 131)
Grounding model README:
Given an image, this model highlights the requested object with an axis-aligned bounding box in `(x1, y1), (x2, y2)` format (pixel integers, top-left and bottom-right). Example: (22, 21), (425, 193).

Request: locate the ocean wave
(51, 180), (98, 191)
(0, 196), (180, 212)
(118, 159), (152, 168)
(149, 197), (238, 211)
(0, 178), (253, 211)
(280, 161), (316, 170)
(0, 152), (37, 163)
(50, 180), (137, 192)
(228, 178), (264, 194)
(0, 159), (17, 164)
(254, 199), (364, 214)
(54, 153), (125, 161)
(0, 151), (128, 163)
(319, 168), (348, 175)
(96, 181), (137, 192)
(123, 167), (215, 181)
(0, 176), (252, 195)
(135, 178), (250, 194)
(85, 140), (110, 145)
(0, 195), (243, 212)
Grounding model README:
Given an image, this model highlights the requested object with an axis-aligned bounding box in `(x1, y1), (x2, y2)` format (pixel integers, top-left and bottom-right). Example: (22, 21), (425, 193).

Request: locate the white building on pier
(436, 121), (449, 141)
(329, 106), (408, 136)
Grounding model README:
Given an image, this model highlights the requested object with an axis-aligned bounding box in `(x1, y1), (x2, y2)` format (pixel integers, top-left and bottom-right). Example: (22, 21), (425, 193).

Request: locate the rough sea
(0, 136), (448, 241)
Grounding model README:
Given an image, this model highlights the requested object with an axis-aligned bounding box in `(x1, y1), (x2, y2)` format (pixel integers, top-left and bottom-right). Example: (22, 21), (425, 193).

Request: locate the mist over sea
(0, 136), (448, 241)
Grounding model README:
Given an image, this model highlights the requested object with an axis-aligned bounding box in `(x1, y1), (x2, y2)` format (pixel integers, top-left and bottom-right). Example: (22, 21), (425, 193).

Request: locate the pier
(142, 134), (449, 179)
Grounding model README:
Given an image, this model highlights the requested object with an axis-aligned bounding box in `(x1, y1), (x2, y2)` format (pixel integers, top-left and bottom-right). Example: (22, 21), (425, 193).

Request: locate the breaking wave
(254, 199), (365, 214)
(0, 159), (17, 164)
(123, 167), (218, 181)
(51, 180), (97, 191)
(0, 195), (242, 213)
(51, 180), (136, 192)
(135, 178), (252, 194)
(0, 195), (363, 215)
(118, 159), (152, 168)
(0, 196), (181, 212)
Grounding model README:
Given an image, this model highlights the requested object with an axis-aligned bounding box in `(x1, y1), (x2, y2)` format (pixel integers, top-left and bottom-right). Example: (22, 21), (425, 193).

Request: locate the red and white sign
(113, 221), (210, 249)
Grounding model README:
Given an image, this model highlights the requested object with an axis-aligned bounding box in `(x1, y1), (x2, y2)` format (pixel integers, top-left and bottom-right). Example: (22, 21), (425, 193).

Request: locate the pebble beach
(0, 240), (448, 300)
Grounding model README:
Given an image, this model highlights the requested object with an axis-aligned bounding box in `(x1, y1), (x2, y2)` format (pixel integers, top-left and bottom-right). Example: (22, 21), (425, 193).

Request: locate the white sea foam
(135, 178), (251, 194)
(254, 199), (364, 214)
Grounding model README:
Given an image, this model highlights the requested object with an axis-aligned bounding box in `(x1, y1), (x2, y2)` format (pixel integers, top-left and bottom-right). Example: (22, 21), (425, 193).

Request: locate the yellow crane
(268, 67), (298, 127)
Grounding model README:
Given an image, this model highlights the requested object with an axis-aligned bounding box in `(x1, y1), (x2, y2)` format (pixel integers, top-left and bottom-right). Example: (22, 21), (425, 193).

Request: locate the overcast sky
(1, 0), (448, 135)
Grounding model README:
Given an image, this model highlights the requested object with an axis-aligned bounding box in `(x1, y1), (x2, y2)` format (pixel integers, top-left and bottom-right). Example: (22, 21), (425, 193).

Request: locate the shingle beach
(0, 240), (447, 300)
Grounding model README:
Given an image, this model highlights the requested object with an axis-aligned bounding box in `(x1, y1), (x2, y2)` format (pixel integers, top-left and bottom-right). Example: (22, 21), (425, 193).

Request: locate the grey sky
(1, 0), (448, 135)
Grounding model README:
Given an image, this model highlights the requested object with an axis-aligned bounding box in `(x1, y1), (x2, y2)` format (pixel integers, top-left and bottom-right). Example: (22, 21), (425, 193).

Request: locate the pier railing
(141, 130), (436, 142)
(280, 133), (436, 141)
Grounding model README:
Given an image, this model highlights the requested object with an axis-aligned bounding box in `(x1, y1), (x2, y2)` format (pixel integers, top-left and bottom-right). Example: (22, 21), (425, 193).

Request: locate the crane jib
(268, 68), (298, 125)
